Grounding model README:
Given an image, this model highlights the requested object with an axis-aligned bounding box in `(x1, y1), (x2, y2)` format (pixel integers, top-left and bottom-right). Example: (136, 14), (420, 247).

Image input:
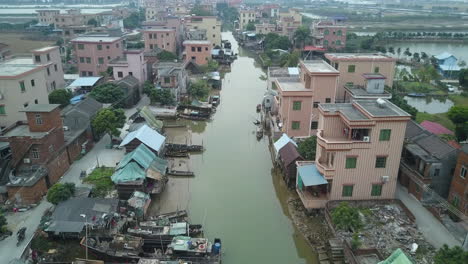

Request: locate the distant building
(36, 10), (60, 26)
(31, 46), (66, 91)
(71, 36), (124, 77)
(155, 61), (188, 102)
(420, 120), (454, 136)
(142, 28), (177, 53)
(296, 99), (411, 210)
(0, 43), (11, 61)
(183, 40), (212, 66)
(255, 23), (276, 35)
(434, 52), (460, 78)
(311, 21), (347, 50)
(183, 16), (221, 47)
(325, 53), (396, 101)
(343, 73), (392, 102)
(108, 49), (148, 85)
(277, 9), (302, 39)
(447, 145), (468, 216)
(238, 9), (256, 30)
(260, 4), (280, 18)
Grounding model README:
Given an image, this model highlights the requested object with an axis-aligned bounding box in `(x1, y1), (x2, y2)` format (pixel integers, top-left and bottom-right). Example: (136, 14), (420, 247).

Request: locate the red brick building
(448, 145), (468, 215)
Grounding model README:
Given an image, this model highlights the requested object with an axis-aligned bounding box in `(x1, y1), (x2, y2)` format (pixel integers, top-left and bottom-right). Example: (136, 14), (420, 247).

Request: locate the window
(88, 71), (93, 76)
(325, 98), (331, 103)
(167, 42), (170, 46)
(149, 44), (154, 49)
(311, 121), (318, 129)
(31, 79), (35, 87)
(31, 148), (39, 159)
(35, 114), (43, 125)
(129, 72), (133, 76)
(452, 195), (460, 207)
(434, 168), (440, 177)
(292, 101), (301, 110)
(205, 47), (209, 51)
(108, 56), (111, 60)
(79, 57), (85, 63)
(23, 103), (28, 108)
(197, 47), (202, 52)
(324, 29), (329, 35)
(191, 47), (196, 52)
(323, 40), (329, 46)
(116, 43), (120, 48)
(35, 99), (38, 104)
(0, 105), (5, 115)
(348, 65), (356, 73)
(166, 33), (169, 36)
(375, 157), (387, 168)
(461, 166), (467, 179)
(97, 44), (102, 50)
(81, 71), (87, 76)
(191, 56), (196, 60)
(291, 121), (300, 130)
(34, 55), (41, 63)
(20, 81), (26, 93)
(46, 54), (50, 61)
(313, 101), (319, 108)
(379, 129), (391, 141)
(371, 184), (382, 196)
(118, 71), (123, 78)
(98, 57), (104, 64)
(86, 57), (91, 64)
(77, 44), (84, 50)
(346, 82), (354, 87)
(337, 29), (342, 36)
(106, 45), (110, 49)
(54, 64), (58, 71)
(342, 185), (353, 197)
(164, 77), (171, 83)
(345, 157), (357, 169)
(47, 68), (50, 76)
(374, 67), (380, 73)
(336, 40), (341, 46)
(213, 34), (216, 38)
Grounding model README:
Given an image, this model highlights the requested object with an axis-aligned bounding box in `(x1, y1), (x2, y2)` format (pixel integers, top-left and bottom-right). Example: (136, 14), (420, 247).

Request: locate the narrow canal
(185, 32), (317, 264)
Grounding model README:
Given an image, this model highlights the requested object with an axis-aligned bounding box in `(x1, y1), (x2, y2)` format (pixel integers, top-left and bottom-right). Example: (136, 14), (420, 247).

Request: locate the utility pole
(80, 214), (88, 260)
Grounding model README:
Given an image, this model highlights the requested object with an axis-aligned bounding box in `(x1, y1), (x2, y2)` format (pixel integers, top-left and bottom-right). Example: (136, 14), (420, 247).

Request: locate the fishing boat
(209, 95), (220, 106)
(166, 236), (222, 261)
(407, 93), (426, 97)
(80, 235), (144, 262)
(168, 170), (195, 177)
(256, 104), (261, 112)
(256, 127), (263, 140)
(127, 222), (203, 240)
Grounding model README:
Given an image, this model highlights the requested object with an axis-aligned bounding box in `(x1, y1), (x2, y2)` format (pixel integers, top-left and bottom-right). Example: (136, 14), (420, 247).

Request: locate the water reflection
(404, 96), (454, 114)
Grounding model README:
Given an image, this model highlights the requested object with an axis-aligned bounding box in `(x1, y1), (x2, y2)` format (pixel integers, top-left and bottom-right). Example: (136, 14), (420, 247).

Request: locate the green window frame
(323, 40), (329, 46)
(345, 157), (357, 169)
(19, 81), (25, 93)
(97, 44), (102, 50)
(371, 184), (382, 196)
(292, 121), (300, 130)
(77, 44), (84, 50)
(348, 65), (356, 73)
(311, 121), (318, 129)
(86, 57), (91, 64)
(342, 185), (354, 197)
(98, 57), (104, 64)
(324, 29), (329, 35)
(292, 101), (302, 110)
(164, 77), (171, 83)
(379, 129), (391, 141)
(452, 195), (459, 207)
(337, 29), (342, 36)
(375, 157), (387, 168)
(374, 66), (380, 73)
(0, 105), (5, 115)
(336, 40), (341, 46)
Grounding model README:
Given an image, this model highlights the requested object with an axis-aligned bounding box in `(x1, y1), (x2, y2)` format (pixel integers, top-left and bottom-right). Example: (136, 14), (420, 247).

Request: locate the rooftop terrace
(301, 60), (339, 74)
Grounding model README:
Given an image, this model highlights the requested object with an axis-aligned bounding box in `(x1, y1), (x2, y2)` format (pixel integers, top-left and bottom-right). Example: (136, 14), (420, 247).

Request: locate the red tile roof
(420, 121), (454, 135)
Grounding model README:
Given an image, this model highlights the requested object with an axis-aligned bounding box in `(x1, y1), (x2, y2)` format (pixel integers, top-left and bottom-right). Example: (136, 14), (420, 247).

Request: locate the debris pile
(334, 204), (436, 264)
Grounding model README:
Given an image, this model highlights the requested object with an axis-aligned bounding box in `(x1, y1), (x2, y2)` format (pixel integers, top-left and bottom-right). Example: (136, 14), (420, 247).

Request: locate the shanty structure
(278, 142), (303, 187)
(120, 124), (166, 154)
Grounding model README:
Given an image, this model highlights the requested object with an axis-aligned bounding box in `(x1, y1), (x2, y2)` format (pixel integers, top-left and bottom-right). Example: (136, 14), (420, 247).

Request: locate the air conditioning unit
(63, 126), (69, 131)
(363, 136), (370, 142)
(381, 175), (390, 183)
(23, 158), (31, 164)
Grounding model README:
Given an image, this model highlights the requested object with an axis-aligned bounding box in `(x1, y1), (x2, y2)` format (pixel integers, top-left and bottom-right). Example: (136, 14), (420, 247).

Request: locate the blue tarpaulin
(298, 164), (328, 186)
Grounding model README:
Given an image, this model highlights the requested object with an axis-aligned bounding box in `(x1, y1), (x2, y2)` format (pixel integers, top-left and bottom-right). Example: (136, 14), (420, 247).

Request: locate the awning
(298, 164), (327, 186)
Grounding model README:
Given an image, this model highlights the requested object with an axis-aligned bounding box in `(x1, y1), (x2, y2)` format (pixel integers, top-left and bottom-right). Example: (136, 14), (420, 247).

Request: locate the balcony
(316, 160), (335, 178)
(297, 188), (329, 209)
(316, 129), (371, 151)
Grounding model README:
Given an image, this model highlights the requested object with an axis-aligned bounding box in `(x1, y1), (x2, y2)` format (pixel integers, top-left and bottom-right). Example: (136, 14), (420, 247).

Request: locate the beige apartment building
(239, 9), (256, 30)
(0, 62), (50, 129)
(295, 99), (411, 210)
(142, 28), (177, 53)
(324, 53), (396, 101)
(36, 10), (60, 25)
(183, 16), (221, 47)
(31, 46), (65, 91)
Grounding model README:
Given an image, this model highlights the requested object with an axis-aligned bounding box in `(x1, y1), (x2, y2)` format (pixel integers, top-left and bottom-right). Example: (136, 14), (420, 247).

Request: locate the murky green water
(183, 32), (317, 264)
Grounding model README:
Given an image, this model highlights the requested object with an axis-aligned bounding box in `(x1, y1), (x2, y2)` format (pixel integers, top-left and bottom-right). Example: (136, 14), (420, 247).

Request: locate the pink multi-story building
(325, 53), (396, 102)
(296, 99), (411, 210)
(142, 28), (177, 53)
(311, 21), (347, 50)
(274, 60), (339, 138)
(71, 36), (124, 77)
(108, 49), (148, 85)
(183, 40), (212, 65)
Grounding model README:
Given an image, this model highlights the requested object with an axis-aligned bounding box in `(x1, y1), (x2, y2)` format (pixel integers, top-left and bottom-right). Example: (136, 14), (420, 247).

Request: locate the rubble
(333, 203), (436, 264)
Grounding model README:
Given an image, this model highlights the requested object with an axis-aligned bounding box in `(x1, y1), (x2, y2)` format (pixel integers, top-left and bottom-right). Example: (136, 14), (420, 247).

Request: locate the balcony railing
(315, 160), (335, 178)
(297, 188), (329, 209)
(400, 160), (430, 181)
(316, 129), (371, 150)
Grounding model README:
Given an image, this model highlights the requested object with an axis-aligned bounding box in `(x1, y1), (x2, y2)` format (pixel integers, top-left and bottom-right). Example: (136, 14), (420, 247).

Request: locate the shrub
(47, 183), (75, 205)
(331, 202), (363, 231)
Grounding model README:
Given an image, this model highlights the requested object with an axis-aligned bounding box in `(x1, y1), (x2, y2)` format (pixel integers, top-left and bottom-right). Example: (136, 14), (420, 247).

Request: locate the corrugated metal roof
(298, 163), (328, 187)
(69, 77), (102, 87)
(420, 121), (454, 135)
(139, 106), (164, 132)
(117, 144), (157, 170)
(274, 133), (297, 154)
(120, 124), (166, 153)
(279, 142), (301, 166)
(111, 162), (146, 183)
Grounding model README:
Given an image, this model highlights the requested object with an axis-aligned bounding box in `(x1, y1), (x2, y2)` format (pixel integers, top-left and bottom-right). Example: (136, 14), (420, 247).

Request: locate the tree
(202, 59), (219, 72)
(149, 88), (175, 105)
(0, 212), (7, 234)
(281, 51), (300, 67)
(413, 52), (420, 62)
(388, 47), (394, 54)
(414, 64), (440, 83)
(403, 48), (412, 57)
(434, 245), (468, 264)
(123, 11), (143, 29)
(90, 83), (125, 104)
(351, 233), (362, 251)
(459, 68), (468, 88)
(458, 60), (466, 68)
(188, 80), (210, 100)
(389, 94), (418, 119)
(46, 183), (75, 205)
(92, 108), (126, 141)
(447, 106), (468, 141)
(157, 50), (177, 62)
(190, 5), (213, 16)
(245, 22), (256, 31)
(297, 136), (317, 160)
(127, 41), (145, 49)
(293, 25), (311, 49)
(87, 18), (98, 27)
(396, 47), (401, 58)
(331, 202), (363, 231)
(264, 33), (291, 50)
(48, 89), (72, 107)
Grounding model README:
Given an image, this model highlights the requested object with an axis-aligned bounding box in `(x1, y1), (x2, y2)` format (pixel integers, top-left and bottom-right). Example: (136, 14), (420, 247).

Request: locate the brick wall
(66, 132), (88, 162)
(46, 150), (70, 185)
(25, 108), (62, 133)
(7, 177), (48, 204)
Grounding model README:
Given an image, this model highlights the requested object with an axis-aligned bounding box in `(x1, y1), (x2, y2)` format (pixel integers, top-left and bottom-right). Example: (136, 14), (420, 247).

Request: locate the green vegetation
(447, 105), (468, 141)
(293, 26), (312, 49)
(0, 212), (7, 235)
(188, 80), (210, 100)
(416, 112), (455, 131)
(216, 3), (238, 31)
(351, 233), (362, 251)
(48, 89), (72, 107)
(91, 108), (126, 141)
(263, 33), (291, 50)
(123, 9), (145, 29)
(459, 68), (468, 88)
(434, 245), (468, 264)
(245, 22), (256, 31)
(389, 94), (418, 119)
(149, 88), (175, 105)
(201, 59), (219, 72)
(83, 167), (115, 198)
(46, 183), (75, 205)
(190, 5), (213, 16)
(127, 41), (145, 49)
(297, 136), (317, 160)
(87, 18), (98, 27)
(90, 83), (125, 104)
(331, 202), (363, 231)
(157, 50), (178, 61)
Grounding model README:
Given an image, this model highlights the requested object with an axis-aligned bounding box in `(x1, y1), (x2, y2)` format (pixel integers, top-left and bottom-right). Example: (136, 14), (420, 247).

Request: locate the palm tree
(293, 26), (312, 50)
(397, 47), (401, 58)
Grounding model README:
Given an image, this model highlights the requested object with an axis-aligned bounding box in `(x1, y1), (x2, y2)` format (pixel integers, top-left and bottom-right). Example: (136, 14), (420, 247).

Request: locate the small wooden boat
(407, 93), (426, 97)
(168, 170), (195, 177)
(256, 104), (261, 112)
(256, 127), (263, 140)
